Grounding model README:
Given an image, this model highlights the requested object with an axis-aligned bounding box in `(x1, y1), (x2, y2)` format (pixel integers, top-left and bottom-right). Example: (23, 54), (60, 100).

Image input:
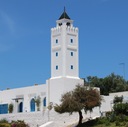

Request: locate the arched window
(30, 98), (35, 112)
(19, 102), (23, 112)
(43, 97), (46, 107)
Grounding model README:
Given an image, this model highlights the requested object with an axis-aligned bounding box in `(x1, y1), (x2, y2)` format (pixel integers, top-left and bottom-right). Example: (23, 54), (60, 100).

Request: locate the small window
(71, 52), (73, 56)
(67, 22), (70, 26)
(56, 52), (58, 57)
(59, 23), (62, 26)
(56, 39), (58, 44)
(56, 65), (58, 70)
(71, 39), (73, 43)
(71, 65), (73, 69)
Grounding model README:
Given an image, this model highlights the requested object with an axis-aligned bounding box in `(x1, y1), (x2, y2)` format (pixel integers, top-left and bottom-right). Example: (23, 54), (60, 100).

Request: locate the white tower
(46, 9), (83, 105)
(51, 9), (79, 78)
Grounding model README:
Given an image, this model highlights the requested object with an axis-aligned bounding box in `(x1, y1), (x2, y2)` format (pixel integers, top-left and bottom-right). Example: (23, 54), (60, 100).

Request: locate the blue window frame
(71, 65), (73, 69)
(71, 52), (73, 56)
(56, 65), (58, 70)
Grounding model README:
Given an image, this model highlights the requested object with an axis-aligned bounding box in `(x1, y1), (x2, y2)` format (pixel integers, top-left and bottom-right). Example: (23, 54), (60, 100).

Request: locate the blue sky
(0, 0), (128, 90)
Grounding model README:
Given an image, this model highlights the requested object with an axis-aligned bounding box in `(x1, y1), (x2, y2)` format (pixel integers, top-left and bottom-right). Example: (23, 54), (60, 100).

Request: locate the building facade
(0, 9), (83, 114)
(0, 84), (47, 114)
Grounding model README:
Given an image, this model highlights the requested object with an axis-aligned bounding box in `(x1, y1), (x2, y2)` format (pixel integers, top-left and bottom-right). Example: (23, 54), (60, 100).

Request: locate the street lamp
(119, 63), (125, 80)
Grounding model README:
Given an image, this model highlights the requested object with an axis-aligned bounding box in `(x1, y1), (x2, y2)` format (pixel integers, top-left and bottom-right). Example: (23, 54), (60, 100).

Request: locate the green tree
(85, 73), (128, 95)
(54, 85), (102, 126)
(35, 96), (41, 111)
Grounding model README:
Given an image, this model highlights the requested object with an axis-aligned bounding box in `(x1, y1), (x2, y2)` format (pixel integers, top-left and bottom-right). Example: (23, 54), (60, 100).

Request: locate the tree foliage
(54, 85), (102, 126)
(113, 95), (128, 116)
(84, 73), (128, 95)
(113, 95), (123, 104)
(113, 103), (128, 115)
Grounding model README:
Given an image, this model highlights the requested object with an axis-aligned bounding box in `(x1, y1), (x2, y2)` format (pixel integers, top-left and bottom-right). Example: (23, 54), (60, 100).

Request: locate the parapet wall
(51, 26), (78, 35)
(0, 108), (100, 127)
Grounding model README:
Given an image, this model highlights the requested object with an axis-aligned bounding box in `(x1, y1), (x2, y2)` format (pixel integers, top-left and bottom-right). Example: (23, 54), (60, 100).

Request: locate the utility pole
(119, 63), (125, 80)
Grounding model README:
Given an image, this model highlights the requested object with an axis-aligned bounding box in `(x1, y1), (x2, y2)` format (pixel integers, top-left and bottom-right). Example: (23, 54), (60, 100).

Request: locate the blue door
(19, 102), (23, 112)
(30, 98), (35, 112)
(0, 104), (8, 114)
(43, 97), (46, 107)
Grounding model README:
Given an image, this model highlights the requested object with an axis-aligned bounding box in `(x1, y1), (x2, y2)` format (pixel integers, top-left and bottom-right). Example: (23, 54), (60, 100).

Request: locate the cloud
(0, 10), (15, 35)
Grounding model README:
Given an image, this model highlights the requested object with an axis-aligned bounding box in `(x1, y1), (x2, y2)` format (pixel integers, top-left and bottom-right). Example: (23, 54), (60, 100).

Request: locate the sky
(0, 0), (128, 90)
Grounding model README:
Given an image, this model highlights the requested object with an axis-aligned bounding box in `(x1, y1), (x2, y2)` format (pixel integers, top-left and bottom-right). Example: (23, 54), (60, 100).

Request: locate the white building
(0, 9), (83, 114)
(0, 84), (46, 113)
(1, 9), (128, 127)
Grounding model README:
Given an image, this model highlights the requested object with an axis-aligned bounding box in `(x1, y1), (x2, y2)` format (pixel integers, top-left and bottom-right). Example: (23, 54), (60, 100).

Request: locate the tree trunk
(77, 110), (83, 126)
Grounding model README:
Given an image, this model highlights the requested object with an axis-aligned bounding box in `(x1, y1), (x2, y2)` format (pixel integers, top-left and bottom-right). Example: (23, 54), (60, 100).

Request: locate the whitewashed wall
(0, 84), (46, 113)
(1, 92), (128, 127)
(46, 77), (84, 105)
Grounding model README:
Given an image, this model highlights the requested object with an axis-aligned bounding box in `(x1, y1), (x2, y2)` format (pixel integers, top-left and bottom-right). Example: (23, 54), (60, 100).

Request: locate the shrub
(0, 119), (9, 123)
(97, 118), (107, 124)
(106, 111), (112, 117)
(125, 116), (128, 121)
(0, 123), (10, 127)
(105, 120), (110, 126)
(119, 114), (126, 122)
(109, 112), (116, 122)
(125, 122), (128, 127)
(113, 103), (128, 115)
(115, 121), (120, 126)
(122, 121), (126, 126)
(8, 103), (14, 113)
(11, 120), (29, 127)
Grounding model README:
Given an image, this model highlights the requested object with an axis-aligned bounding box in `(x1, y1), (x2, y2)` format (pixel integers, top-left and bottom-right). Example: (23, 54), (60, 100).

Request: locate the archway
(43, 97), (46, 107)
(30, 98), (35, 112)
(19, 102), (23, 112)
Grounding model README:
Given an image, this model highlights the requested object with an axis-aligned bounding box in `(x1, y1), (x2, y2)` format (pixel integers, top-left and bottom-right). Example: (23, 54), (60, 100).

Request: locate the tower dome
(59, 7), (70, 20)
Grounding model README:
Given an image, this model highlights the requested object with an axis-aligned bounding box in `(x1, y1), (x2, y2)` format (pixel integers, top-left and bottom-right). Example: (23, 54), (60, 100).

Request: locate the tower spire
(64, 7), (66, 18)
(59, 7), (70, 20)
(64, 6), (66, 13)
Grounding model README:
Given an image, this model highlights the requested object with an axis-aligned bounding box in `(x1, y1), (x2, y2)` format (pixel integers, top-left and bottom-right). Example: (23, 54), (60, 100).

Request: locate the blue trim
(0, 104), (8, 114)
(43, 97), (46, 107)
(19, 102), (23, 112)
(30, 98), (35, 112)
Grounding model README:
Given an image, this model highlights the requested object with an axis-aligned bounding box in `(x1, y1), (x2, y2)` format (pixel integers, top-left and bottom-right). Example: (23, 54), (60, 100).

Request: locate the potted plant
(8, 103), (14, 113)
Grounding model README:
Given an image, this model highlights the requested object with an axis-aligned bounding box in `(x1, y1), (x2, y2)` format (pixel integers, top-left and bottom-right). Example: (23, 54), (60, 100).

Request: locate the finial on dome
(64, 6), (66, 13)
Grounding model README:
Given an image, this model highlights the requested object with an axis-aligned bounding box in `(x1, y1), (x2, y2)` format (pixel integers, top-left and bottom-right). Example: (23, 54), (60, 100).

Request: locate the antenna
(64, 6), (66, 18)
(64, 6), (66, 12)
